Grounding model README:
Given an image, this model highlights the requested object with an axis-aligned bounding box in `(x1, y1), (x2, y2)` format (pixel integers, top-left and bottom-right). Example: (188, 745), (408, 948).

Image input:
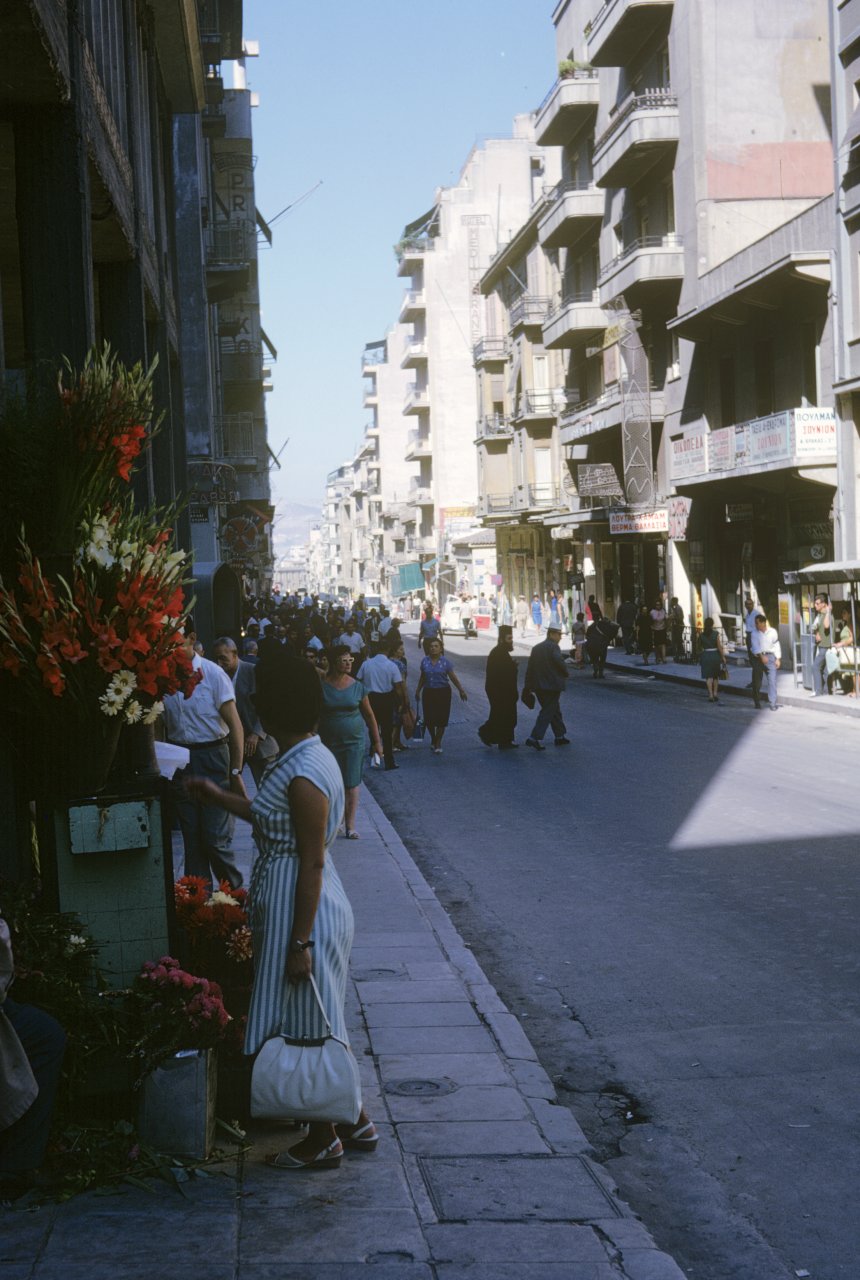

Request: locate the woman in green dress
(319, 644), (383, 838)
(698, 616), (725, 704)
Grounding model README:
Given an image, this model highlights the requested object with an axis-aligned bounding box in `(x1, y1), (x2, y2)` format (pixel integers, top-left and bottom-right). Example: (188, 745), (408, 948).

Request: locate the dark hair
(255, 653), (322, 734)
(328, 643), (352, 667)
(703, 616), (714, 631)
(384, 636), (403, 657)
(423, 637), (442, 655)
(815, 593), (830, 605)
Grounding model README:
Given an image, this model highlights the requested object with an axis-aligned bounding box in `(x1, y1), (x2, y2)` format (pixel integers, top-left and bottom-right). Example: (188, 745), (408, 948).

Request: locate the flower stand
(138, 1048), (217, 1159)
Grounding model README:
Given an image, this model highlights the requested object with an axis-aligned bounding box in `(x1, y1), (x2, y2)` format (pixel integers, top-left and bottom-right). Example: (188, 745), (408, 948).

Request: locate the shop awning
(397, 561), (425, 591)
(783, 560), (860, 587)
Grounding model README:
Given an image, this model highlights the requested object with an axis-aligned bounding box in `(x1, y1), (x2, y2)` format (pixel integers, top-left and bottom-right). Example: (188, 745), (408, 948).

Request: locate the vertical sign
(617, 310), (655, 507)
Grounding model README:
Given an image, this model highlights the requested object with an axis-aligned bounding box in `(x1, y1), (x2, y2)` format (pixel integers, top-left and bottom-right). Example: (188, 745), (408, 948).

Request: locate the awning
(421, 558), (438, 570)
(402, 206), (440, 239)
(783, 561), (860, 587)
(397, 562), (425, 591)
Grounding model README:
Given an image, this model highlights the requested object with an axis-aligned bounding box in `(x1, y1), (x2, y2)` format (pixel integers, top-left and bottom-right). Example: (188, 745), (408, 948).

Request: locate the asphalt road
(365, 632), (860, 1280)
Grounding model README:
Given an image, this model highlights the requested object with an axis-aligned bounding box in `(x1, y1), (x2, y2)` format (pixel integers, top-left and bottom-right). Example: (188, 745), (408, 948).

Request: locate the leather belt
(169, 737), (228, 751)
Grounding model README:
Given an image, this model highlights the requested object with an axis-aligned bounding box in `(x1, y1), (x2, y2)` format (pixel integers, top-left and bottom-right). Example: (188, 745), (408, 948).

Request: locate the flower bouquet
(0, 344), (200, 798)
(123, 955), (231, 1085)
(174, 877), (253, 1038)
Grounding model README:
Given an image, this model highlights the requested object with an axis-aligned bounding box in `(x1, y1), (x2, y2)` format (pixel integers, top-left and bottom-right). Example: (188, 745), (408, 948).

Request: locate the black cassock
(478, 644), (518, 745)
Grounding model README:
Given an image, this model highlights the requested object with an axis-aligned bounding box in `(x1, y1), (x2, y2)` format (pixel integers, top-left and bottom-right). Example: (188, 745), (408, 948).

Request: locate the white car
(440, 596), (476, 635)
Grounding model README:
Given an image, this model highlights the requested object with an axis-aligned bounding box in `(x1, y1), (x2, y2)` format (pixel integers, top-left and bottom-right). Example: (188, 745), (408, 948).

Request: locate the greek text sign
(609, 508), (669, 535)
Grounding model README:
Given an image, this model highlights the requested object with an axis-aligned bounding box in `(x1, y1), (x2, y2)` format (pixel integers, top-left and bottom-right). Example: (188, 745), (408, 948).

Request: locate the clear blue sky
(243, 0), (557, 537)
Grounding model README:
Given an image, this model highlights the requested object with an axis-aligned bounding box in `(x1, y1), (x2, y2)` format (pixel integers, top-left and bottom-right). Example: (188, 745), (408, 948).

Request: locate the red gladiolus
(36, 652), (66, 697)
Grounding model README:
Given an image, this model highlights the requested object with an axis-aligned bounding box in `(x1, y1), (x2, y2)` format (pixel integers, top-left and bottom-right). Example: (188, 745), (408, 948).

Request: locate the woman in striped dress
(185, 653), (376, 1170)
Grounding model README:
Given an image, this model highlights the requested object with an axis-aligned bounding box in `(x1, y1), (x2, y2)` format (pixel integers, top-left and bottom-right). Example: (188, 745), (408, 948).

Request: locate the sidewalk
(1, 788), (687, 1280)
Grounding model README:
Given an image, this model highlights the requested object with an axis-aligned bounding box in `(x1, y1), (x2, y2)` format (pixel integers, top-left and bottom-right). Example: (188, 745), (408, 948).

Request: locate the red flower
(36, 652), (66, 697)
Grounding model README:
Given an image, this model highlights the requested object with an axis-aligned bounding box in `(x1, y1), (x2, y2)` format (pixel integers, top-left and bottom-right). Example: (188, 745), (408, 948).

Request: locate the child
(571, 612), (587, 667)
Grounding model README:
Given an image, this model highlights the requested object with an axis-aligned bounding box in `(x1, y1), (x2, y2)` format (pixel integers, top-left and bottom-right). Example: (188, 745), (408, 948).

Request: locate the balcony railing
(534, 70), (600, 146)
(510, 295), (551, 330)
(476, 413), (513, 439)
(214, 413), (255, 459)
(514, 389), (560, 420)
(527, 483), (562, 508)
(485, 493), (516, 513)
(206, 220), (255, 265)
(473, 337), (509, 365)
(594, 87), (677, 152)
(536, 69), (600, 121)
(599, 233), (683, 281)
(404, 382), (430, 413)
(220, 342), (263, 383)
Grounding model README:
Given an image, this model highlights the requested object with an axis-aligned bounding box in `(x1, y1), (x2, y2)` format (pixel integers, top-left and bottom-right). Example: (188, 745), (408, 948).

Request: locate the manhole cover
(384, 1078), (458, 1097)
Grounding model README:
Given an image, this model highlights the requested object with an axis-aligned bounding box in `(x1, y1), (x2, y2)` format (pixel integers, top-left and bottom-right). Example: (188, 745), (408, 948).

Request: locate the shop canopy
(783, 561), (860, 587)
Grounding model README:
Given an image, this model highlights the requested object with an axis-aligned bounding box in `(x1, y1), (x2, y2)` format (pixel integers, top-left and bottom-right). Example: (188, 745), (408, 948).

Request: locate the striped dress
(244, 736), (352, 1055)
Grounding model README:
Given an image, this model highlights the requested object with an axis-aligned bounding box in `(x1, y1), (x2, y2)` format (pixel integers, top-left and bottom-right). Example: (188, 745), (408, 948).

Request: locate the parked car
(440, 595), (476, 636)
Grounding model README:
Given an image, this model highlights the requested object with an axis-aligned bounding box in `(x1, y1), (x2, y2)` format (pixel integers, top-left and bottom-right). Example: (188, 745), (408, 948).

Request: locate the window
(637, 197), (649, 242)
(719, 355), (736, 426)
(668, 332), (681, 381)
(753, 341), (775, 416)
(663, 178), (675, 236)
(659, 44), (671, 90)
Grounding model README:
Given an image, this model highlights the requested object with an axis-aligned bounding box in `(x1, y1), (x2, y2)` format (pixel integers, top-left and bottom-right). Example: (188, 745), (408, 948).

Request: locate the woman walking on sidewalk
(319, 645), (383, 838)
(699, 616), (726, 703)
(415, 637), (468, 754)
(185, 654), (378, 1171)
(636, 604), (652, 665)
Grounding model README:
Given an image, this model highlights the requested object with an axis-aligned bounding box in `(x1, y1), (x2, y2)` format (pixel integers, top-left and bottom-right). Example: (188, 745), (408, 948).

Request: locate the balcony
(362, 343), (387, 371)
(543, 291), (608, 350)
(214, 413), (257, 466)
(593, 89), (679, 188)
(410, 481), (434, 506)
(509, 295), (551, 332)
(363, 385), (378, 408)
(473, 337), (509, 366)
(221, 342), (263, 384)
(475, 414), (514, 442)
(538, 180), (604, 250)
(404, 383), (430, 415)
(399, 289), (426, 323)
(585, 0), (674, 68)
(598, 234), (683, 305)
(513, 389), (560, 424)
(401, 340), (429, 369)
(205, 219), (255, 265)
(558, 389), (624, 443)
(670, 407), (838, 487)
(534, 72), (600, 146)
(481, 492), (517, 518)
(526, 482), (563, 510)
(396, 236), (436, 276)
(405, 429), (433, 460)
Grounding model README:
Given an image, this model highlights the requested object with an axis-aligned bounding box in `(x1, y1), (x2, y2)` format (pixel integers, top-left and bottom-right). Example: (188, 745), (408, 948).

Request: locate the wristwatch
(230, 767), (242, 777)
(292, 939), (315, 952)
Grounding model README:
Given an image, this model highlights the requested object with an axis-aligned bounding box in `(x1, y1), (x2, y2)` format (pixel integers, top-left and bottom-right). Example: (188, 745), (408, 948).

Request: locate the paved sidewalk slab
(0, 783), (688, 1280)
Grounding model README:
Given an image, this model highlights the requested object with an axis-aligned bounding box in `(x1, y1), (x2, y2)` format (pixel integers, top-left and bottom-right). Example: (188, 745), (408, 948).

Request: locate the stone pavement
(0, 784), (688, 1279)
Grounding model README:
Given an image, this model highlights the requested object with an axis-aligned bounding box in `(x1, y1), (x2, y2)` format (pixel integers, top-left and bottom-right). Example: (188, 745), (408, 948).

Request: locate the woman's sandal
(267, 1137), (343, 1171)
(334, 1120), (379, 1152)
(345, 829), (360, 840)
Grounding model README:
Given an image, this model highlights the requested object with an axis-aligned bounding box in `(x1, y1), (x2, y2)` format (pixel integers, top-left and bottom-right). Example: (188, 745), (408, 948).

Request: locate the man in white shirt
(163, 622), (247, 888)
(337, 617), (365, 660)
(378, 607), (393, 639)
(359, 640), (408, 770)
(750, 613), (782, 711)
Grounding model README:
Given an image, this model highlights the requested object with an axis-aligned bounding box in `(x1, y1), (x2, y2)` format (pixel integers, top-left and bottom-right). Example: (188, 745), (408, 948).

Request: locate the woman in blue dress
(318, 645), (383, 839)
(698, 616), (725, 704)
(185, 654), (377, 1170)
(415, 637), (468, 754)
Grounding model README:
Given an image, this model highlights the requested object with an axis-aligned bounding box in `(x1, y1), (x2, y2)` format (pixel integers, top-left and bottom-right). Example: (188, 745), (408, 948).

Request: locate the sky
(240, 0), (558, 547)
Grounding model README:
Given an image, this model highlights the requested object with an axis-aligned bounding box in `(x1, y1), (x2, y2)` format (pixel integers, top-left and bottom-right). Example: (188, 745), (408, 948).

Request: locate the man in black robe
(478, 626), (519, 749)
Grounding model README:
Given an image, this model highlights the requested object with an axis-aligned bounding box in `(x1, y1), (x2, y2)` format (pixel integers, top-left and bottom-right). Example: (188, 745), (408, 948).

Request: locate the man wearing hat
(478, 625), (519, 749)
(522, 623), (570, 750)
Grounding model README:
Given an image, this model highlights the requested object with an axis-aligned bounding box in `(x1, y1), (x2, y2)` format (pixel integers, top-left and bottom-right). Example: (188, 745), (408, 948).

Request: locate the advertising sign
(577, 463), (624, 497)
(745, 411), (790, 465)
(671, 432), (707, 480)
(708, 427), (734, 471)
(668, 496), (692, 540)
(793, 407), (836, 458)
(609, 508), (669, 535)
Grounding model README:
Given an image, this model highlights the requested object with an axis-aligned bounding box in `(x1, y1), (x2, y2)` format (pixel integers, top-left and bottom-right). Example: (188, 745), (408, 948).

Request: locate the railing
(594, 88), (678, 152)
(396, 236), (437, 260)
(220, 342), (263, 383)
(362, 346), (387, 370)
(559, 386), (621, 420)
(510, 295), (551, 328)
(206, 220), (255, 265)
(515, 389), (560, 418)
(404, 383), (430, 412)
(214, 413), (255, 459)
(477, 413), (513, 438)
(599, 233), (683, 281)
(527, 483), (562, 507)
(486, 493), (515, 513)
(473, 337), (509, 363)
(536, 69), (600, 119)
(401, 290), (426, 310)
(404, 340), (428, 361)
(545, 290), (601, 322)
(545, 176), (600, 204)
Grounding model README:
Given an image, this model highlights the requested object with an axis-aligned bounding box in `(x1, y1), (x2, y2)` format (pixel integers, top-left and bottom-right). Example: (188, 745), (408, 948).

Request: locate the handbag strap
(284, 972), (333, 1039)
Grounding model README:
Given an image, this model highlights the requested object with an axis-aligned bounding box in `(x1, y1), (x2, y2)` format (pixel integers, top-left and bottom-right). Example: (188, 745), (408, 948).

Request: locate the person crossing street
(523, 624), (570, 750)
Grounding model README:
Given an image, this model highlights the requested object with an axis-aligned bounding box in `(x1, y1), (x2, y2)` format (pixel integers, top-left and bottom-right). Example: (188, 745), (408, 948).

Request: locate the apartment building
(491, 0), (835, 632)
(831, 0), (860, 561)
(396, 122), (544, 597)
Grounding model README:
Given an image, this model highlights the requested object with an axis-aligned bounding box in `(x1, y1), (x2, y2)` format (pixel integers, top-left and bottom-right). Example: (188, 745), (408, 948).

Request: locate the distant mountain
(272, 500), (321, 554)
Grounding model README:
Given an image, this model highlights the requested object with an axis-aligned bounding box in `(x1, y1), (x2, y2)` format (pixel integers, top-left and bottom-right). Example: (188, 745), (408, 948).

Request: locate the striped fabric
(244, 737), (352, 1055)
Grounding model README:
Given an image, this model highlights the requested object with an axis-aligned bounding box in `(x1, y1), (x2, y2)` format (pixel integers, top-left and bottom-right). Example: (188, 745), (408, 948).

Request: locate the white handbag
(250, 974), (361, 1124)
